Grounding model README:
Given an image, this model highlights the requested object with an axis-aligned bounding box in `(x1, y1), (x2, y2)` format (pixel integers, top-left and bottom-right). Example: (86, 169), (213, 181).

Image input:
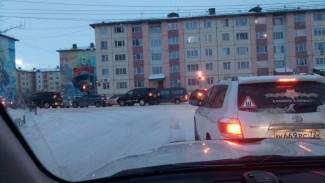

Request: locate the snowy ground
(6, 103), (197, 181)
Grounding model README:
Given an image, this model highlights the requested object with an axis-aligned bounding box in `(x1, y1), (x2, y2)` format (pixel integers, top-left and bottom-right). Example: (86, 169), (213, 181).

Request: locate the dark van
(156, 88), (188, 104)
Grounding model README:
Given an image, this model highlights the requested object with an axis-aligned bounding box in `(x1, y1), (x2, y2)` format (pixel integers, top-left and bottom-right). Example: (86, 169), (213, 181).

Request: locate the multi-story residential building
(91, 8), (325, 94)
(0, 34), (19, 101)
(57, 44), (96, 96)
(35, 68), (61, 92)
(16, 68), (36, 97)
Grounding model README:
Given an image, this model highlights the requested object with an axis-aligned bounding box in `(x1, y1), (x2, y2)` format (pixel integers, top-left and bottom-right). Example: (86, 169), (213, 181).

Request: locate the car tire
(118, 101), (126, 106)
(139, 99), (146, 106)
(194, 121), (200, 141)
(206, 133), (211, 140)
(95, 102), (100, 107)
(72, 102), (78, 108)
(43, 102), (50, 109)
(175, 99), (180, 104)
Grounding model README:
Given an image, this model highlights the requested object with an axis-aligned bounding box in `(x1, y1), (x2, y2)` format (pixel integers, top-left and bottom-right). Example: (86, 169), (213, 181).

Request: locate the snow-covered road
(8, 104), (197, 181)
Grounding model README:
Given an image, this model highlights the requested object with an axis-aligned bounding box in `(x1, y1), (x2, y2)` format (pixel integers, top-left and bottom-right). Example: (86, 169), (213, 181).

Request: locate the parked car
(27, 91), (63, 109)
(189, 88), (208, 105)
(155, 87), (188, 104)
(61, 96), (81, 108)
(72, 95), (106, 108)
(117, 88), (158, 106)
(191, 75), (325, 140)
(106, 94), (122, 105)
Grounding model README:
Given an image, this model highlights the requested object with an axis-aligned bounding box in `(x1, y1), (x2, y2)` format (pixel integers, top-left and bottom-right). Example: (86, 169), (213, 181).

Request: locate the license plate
(275, 130), (320, 138)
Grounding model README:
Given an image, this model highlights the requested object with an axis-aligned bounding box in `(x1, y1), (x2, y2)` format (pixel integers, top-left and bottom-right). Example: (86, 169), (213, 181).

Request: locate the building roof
(90, 8), (325, 28)
(0, 33), (19, 41)
(57, 44), (95, 52)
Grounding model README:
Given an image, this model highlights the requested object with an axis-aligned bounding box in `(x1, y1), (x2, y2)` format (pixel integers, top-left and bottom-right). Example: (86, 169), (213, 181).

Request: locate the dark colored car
(72, 95), (106, 108)
(188, 88), (208, 105)
(27, 91), (63, 109)
(117, 88), (158, 106)
(155, 87), (188, 104)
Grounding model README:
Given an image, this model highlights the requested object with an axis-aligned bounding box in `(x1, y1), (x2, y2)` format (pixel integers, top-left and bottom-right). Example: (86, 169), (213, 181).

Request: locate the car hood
(82, 138), (325, 180)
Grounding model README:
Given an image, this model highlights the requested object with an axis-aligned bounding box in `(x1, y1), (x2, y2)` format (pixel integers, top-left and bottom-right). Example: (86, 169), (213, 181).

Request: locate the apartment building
(16, 68), (36, 97)
(91, 8), (325, 94)
(35, 68), (61, 92)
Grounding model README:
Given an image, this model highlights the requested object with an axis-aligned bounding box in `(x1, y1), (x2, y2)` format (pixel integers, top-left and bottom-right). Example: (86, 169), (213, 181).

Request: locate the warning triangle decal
(240, 96), (257, 109)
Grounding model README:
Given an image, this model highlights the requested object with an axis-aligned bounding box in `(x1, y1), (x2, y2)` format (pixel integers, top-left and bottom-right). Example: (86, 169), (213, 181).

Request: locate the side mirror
(189, 99), (200, 106)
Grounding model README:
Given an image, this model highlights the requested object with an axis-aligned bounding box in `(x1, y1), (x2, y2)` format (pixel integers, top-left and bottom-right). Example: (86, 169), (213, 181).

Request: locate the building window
(237, 47), (249, 55)
(220, 19), (229, 27)
(296, 58), (308, 66)
(186, 50), (199, 57)
(206, 63), (213, 70)
(101, 55), (109, 62)
(206, 77), (213, 84)
(236, 18), (248, 26)
(204, 20), (211, 28)
(150, 39), (161, 47)
(114, 40), (125, 47)
(134, 67), (144, 74)
(134, 80), (144, 88)
(315, 57), (325, 65)
(294, 29), (306, 37)
(274, 46), (284, 54)
(187, 64), (199, 72)
(237, 61), (249, 69)
(170, 65), (180, 73)
(115, 54), (126, 61)
(185, 21), (197, 29)
(294, 14), (305, 22)
(100, 27), (107, 35)
(257, 60), (269, 68)
(150, 25), (161, 33)
(186, 35), (199, 44)
(102, 68), (109, 76)
(103, 82), (110, 90)
(236, 32), (248, 40)
(114, 26), (124, 33)
(100, 41), (108, 49)
(255, 17), (266, 24)
(168, 22), (178, 30)
(116, 82), (127, 89)
(205, 49), (212, 56)
(223, 62), (231, 70)
(188, 78), (199, 86)
(275, 60), (284, 68)
(273, 32), (284, 39)
(256, 32), (267, 39)
(133, 53), (143, 60)
(168, 37), (178, 45)
(273, 17), (283, 25)
(132, 39), (143, 46)
(132, 25), (142, 33)
(313, 13), (325, 21)
(222, 33), (229, 41)
(296, 43), (306, 52)
(204, 34), (212, 42)
(315, 42), (325, 50)
(257, 46), (267, 54)
(170, 79), (181, 87)
(314, 27), (325, 36)
(152, 67), (162, 74)
(151, 53), (162, 61)
(222, 48), (230, 56)
(116, 68), (127, 75)
(169, 51), (179, 59)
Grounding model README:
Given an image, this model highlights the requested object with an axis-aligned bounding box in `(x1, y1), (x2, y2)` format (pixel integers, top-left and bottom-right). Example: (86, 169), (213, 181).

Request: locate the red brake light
(197, 92), (203, 97)
(277, 78), (298, 83)
(218, 118), (243, 137)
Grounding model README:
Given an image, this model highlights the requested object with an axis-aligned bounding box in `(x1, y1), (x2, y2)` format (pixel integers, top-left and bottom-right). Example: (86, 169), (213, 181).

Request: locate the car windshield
(2, 0), (325, 182)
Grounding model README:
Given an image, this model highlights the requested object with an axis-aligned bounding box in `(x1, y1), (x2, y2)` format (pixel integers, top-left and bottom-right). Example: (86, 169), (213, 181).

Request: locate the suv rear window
(238, 81), (325, 113)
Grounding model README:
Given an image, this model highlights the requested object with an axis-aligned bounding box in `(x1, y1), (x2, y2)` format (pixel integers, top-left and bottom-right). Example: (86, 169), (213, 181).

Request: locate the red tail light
(277, 78), (298, 83)
(184, 94), (188, 100)
(218, 118), (243, 138)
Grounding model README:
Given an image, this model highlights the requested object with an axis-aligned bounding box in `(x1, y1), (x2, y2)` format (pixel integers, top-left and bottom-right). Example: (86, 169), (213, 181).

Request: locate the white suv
(192, 75), (325, 140)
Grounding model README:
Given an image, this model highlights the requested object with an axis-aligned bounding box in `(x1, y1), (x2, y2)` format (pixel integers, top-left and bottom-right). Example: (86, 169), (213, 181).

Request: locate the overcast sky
(1, 0), (324, 70)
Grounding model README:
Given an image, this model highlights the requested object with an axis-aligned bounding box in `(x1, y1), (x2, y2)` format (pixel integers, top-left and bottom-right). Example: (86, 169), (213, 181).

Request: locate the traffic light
(197, 71), (205, 80)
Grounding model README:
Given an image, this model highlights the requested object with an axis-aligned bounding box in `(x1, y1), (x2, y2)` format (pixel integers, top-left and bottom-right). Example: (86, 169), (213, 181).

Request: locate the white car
(192, 74), (325, 140)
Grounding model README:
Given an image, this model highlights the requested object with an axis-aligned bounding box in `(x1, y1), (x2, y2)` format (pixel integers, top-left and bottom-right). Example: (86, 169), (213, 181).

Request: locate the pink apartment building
(91, 8), (325, 95)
